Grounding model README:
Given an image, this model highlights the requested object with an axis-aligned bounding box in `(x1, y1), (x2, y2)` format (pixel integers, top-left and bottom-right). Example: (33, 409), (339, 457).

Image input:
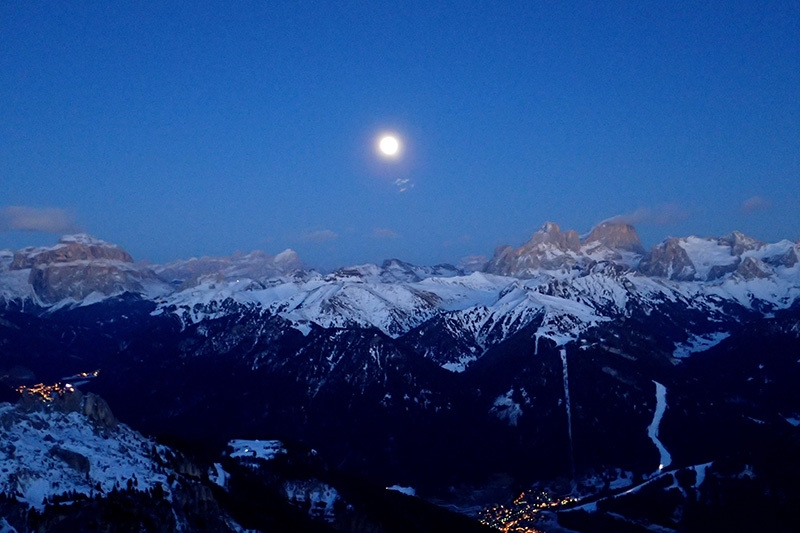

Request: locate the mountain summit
(583, 221), (645, 254)
(0, 224), (799, 531)
(485, 221), (646, 277)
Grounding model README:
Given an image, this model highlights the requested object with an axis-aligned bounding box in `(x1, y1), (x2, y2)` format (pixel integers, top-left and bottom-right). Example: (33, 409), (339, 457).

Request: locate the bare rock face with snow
(639, 233), (799, 281)
(154, 248), (304, 287)
(83, 392), (117, 429)
(638, 237), (697, 280)
(484, 222), (582, 276)
(583, 222), (645, 255)
(0, 250), (14, 271)
(10, 234), (133, 269)
(6, 234), (163, 305)
(27, 261), (152, 304)
(484, 222), (646, 277)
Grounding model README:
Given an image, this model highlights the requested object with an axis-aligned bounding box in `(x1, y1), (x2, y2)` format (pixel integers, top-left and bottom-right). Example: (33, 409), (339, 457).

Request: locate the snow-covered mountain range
(2, 222), (799, 531)
(2, 222), (798, 372)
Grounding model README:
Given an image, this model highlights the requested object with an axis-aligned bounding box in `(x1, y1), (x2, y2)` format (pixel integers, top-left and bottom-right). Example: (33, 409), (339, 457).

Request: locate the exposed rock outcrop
(154, 248), (305, 287)
(28, 261), (150, 304)
(10, 234), (133, 270)
(638, 238), (698, 280)
(49, 445), (91, 474)
(83, 392), (117, 429)
(734, 256), (771, 279)
(583, 222), (645, 254)
(7, 234), (165, 305)
(719, 231), (764, 256)
(484, 222), (582, 276)
(484, 222), (646, 277)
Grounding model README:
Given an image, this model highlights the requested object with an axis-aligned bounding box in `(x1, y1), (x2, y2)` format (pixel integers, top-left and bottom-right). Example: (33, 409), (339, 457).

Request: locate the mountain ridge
(1, 223), (800, 531)
(3, 221), (798, 304)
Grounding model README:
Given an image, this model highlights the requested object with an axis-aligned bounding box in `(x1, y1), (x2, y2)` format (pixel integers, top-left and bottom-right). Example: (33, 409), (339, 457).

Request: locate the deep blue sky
(2, 1), (798, 270)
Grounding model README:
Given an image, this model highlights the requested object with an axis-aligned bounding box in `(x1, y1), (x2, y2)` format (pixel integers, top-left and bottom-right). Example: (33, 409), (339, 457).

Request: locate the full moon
(378, 135), (400, 157)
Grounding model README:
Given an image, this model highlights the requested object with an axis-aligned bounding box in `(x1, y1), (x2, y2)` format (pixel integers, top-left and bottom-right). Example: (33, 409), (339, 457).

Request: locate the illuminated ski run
(647, 380), (672, 472)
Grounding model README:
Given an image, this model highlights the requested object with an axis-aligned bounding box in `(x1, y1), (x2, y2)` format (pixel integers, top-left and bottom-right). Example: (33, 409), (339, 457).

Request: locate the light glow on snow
(647, 381), (672, 473)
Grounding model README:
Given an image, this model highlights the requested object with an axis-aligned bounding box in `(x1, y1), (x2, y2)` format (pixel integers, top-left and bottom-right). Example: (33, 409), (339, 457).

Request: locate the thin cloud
(0, 206), (79, 233)
(394, 178), (414, 193)
(302, 229), (338, 243)
(603, 204), (690, 226)
(373, 228), (399, 239)
(741, 196), (770, 214)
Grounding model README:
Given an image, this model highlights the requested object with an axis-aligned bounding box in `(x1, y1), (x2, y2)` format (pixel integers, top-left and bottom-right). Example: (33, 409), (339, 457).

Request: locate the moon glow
(378, 135), (400, 157)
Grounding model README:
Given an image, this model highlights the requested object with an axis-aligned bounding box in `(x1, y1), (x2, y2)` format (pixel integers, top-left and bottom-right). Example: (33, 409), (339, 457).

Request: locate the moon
(378, 135), (400, 157)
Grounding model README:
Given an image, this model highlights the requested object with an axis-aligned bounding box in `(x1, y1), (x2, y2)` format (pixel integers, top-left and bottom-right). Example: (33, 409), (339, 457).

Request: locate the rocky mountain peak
(637, 237), (696, 280)
(273, 248), (303, 271)
(719, 231), (764, 256)
(528, 222), (581, 252)
(582, 222), (645, 254)
(483, 223), (583, 277)
(636, 231), (794, 281)
(4, 235), (161, 305)
(10, 234), (133, 270)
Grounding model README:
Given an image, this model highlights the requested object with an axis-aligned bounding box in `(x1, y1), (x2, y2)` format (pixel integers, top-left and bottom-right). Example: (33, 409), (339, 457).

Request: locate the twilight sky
(2, 1), (798, 270)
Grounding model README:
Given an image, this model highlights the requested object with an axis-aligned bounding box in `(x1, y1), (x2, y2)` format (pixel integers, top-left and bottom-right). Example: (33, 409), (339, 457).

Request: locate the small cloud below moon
(302, 229), (338, 243)
(741, 196), (770, 214)
(394, 178), (413, 193)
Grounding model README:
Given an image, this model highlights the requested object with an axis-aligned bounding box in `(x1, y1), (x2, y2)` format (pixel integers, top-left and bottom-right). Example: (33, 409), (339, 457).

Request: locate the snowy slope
(0, 398), (172, 510)
(2, 227), (800, 372)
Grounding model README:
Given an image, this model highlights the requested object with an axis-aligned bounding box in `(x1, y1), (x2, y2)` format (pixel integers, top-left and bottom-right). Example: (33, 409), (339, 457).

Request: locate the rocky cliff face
(484, 222), (583, 276)
(638, 233), (799, 281)
(10, 234), (133, 269)
(582, 222), (645, 254)
(484, 222), (645, 277)
(27, 261), (155, 304)
(154, 249), (304, 287)
(637, 237), (696, 280)
(7, 234), (165, 305)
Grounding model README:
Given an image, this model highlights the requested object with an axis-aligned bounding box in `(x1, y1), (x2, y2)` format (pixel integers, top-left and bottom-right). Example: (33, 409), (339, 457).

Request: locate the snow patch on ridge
(490, 389), (522, 426)
(227, 439), (286, 461)
(678, 237), (738, 280)
(674, 332), (731, 358)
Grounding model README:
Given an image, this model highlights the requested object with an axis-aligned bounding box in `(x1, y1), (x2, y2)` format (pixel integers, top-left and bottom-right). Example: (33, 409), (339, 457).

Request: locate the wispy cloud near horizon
(372, 228), (399, 239)
(302, 229), (338, 243)
(0, 206), (79, 234)
(740, 196), (770, 214)
(602, 204), (690, 227)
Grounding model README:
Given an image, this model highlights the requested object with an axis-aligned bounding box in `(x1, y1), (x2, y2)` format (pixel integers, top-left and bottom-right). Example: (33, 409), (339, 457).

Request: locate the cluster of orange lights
(14, 369), (100, 402)
(479, 490), (579, 533)
(15, 382), (75, 402)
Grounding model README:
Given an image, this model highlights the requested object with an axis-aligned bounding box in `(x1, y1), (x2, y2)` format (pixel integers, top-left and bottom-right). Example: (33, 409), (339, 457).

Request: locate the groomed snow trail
(647, 381), (672, 472)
